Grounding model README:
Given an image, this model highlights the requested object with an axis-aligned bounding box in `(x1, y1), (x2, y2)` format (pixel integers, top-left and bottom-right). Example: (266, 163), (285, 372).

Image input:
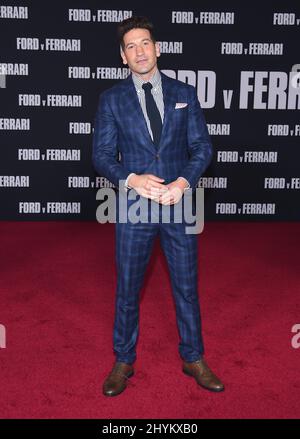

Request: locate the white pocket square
(175, 102), (188, 109)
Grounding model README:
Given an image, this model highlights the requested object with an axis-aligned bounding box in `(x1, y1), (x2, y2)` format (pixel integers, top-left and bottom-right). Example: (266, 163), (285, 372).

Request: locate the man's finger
(160, 195), (172, 204)
(149, 187), (168, 194)
(148, 174), (165, 183)
(148, 181), (168, 189)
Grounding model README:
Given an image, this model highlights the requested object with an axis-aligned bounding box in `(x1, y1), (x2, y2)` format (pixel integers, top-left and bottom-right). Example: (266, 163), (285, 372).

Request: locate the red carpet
(0, 221), (299, 418)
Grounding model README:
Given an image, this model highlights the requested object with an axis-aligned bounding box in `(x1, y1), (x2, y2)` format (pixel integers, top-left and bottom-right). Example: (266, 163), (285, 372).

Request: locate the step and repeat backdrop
(0, 0), (299, 220)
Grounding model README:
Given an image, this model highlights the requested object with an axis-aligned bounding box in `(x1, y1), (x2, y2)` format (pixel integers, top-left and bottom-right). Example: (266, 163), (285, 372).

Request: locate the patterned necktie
(142, 82), (162, 147)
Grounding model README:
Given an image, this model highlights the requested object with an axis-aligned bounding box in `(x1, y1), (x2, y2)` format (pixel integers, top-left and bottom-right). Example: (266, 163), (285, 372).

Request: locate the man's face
(121, 28), (160, 80)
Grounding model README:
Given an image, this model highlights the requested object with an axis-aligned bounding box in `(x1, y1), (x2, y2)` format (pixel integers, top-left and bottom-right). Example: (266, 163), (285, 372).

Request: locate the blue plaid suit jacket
(92, 71), (213, 191)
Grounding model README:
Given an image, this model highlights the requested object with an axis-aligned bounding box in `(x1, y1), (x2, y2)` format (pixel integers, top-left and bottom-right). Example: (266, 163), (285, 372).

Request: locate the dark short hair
(117, 16), (156, 49)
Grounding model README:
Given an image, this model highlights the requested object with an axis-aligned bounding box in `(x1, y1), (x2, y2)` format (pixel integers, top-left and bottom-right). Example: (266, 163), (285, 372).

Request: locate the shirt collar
(132, 69), (161, 93)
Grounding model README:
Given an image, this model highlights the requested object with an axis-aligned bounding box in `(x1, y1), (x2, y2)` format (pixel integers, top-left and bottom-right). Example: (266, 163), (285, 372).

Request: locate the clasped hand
(128, 174), (187, 205)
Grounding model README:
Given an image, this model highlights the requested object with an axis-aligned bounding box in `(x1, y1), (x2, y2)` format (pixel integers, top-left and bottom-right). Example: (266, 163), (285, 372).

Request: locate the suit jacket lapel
(123, 74), (156, 153)
(160, 72), (177, 149)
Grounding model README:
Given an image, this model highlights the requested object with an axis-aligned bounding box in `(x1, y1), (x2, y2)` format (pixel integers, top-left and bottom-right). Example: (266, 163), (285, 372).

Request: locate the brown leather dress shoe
(182, 358), (224, 392)
(103, 362), (134, 397)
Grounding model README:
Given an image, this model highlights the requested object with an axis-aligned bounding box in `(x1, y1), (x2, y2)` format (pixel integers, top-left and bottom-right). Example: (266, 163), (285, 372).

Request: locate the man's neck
(132, 67), (158, 83)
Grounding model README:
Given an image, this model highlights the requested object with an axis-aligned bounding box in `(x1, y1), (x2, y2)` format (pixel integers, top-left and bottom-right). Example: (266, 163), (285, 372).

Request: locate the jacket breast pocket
(172, 106), (188, 125)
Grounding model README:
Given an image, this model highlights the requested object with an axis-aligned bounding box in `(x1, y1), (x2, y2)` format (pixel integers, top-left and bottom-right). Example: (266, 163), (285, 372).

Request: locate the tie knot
(142, 82), (153, 92)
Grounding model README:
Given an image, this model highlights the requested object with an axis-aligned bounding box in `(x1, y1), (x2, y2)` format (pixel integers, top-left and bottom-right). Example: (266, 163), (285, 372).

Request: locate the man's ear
(155, 42), (161, 58)
(120, 47), (127, 65)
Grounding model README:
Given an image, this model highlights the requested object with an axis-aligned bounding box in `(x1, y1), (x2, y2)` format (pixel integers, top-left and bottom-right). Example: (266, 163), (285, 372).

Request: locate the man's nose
(136, 45), (144, 56)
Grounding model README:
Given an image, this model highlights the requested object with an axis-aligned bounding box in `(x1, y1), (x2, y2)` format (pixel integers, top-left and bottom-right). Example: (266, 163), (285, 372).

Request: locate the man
(93, 16), (224, 396)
